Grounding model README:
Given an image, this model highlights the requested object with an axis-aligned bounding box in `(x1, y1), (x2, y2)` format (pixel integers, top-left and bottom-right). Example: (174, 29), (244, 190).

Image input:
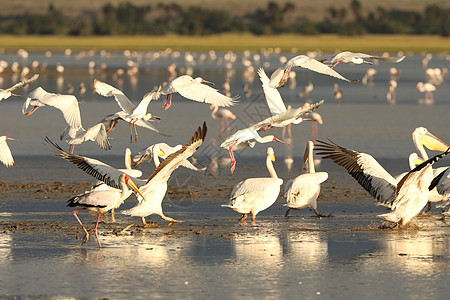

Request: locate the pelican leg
(94, 212), (102, 248)
(313, 208), (331, 218)
(141, 217), (147, 226)
(239, 213), (247, 221)
(69, 144), (75, 154)
(251, 214), (256, 221)
(110, 208), (116, 223)
(72, 208), (89, 245)
(160, 213), (183, 225)
(285, 208), (291, 217)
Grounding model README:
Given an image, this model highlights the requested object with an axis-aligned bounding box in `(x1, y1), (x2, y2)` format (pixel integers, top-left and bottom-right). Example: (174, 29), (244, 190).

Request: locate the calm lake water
(0, 49), (449, 299)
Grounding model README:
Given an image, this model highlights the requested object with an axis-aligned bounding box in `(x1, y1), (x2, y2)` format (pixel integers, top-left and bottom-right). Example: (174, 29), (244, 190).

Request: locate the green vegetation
(1, 34), (449, 53)
(0, 1), (449, 36)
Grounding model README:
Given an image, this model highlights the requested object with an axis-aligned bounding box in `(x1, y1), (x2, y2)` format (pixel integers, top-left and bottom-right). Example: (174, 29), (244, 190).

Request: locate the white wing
(314, 140), (397, 207)
(330, 51), (405, 64)
(7, 74), (39, 92)
(0, 139), (14, 167)
(162, 75), (238, 107)
(130, 87), (162, 116)
(257, 68), (286, 115)
(269, 55), (356, 87)
(143, 122), (207, 187)
(46, 137), (144, 189)
(23, 87), (82, 129)
(249, 99), (324, 130)
(94, 79), (136, 114)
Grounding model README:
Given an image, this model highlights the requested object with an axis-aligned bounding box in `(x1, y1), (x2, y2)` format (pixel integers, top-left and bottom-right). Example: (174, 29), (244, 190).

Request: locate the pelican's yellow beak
(127, 178), (146, 202)
(421, 131), (449, 152)
(413, 157), (424, 166)
(157, 150), (165, 157)
(303, 146), (309, 164)
(271, 154), (276, 162)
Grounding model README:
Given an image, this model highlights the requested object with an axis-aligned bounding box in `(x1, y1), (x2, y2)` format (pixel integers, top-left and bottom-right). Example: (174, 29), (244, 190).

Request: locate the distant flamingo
(210, 104), (236, 135)
(416, 82), (436, 103)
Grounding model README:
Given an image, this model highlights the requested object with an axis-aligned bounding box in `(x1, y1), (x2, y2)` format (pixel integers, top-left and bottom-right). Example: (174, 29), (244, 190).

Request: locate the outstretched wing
(257, 67), (286, 115)
(46, 137), (143, 189)
(24, 87), (82, 129)
(314, 139), (397, 207)
(163, 76), (238, 107)
(144, 122), (207, 185)
(94, 79), (136, 114)
(7, 74), (39, 92)
(0, 139), (14, 167)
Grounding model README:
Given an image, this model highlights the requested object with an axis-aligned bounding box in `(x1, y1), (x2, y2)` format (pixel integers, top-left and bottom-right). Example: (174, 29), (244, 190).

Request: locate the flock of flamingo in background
(1, 49), (450, 248)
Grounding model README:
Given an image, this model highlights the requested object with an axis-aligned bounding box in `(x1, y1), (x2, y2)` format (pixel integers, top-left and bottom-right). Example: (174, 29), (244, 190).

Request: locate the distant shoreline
(1, 34), (449, 53)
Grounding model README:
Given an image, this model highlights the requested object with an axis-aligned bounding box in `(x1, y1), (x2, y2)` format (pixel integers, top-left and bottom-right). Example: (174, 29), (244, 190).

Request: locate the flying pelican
(210, 104), (236, 135)
(0, 136), (18, 167)
(314, 140), (450, 226)
(48, 122), (207, 226)
(132, 143), (205, 171)
(378, 149), (450, 226)
(325, 51), (406, 68)
(268, 55), (358, 88)
(67, 173), (146, 248)
(221, 147), (282, 221)
(94, 79), (162, 143)
(160, 75), (239, 110)
(284, 141), (328, 217)
(0, 74), (39, 101)
(60, 122), (111, 154)
(221, 100), (323, 173)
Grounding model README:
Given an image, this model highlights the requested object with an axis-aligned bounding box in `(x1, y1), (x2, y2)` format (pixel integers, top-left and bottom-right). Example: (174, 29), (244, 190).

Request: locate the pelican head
(267, 147), (275, 162)
(412, 127), (449, 158)
(124, 175), (146, 202)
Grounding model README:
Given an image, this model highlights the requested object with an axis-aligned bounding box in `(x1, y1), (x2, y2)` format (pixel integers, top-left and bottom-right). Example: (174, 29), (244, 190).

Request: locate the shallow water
(0, 50), (450, 298)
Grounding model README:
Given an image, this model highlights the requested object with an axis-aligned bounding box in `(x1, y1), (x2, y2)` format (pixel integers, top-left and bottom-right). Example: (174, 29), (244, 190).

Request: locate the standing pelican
(160, 75), (238, 110)
(210, 104), (236, 135)
(94, 79), (162, 143)
(325, 51), (405, 68)
(68, 174), (145, 248)
(133, 143), (205, 171)
(0, 136), (18, 167)
(222, 147), (282, 221)
(284, 141), (328, 217)
(268, 55), (358, 88)
(48, 123), (208, 226)
(0, 74), (39, 101)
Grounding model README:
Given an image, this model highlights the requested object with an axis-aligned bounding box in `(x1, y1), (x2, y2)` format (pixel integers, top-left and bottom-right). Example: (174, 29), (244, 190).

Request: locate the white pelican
(222, 147), (282, 221)
(0, 136), (18, 167)
(160, 75), (239, 110)
(0, 74), (39, 101)
(268, 55), (358, 88)
(133, 143), (205, 171)
(48, 122), (207, 226)
(284, 141), (328, 217)
(60, 122), (111, 154)
(68, 173), (145, 248)
(94, 79), (162, 143)
(325, 51), (405, 68)
(379, 150), (449, 226)
(90, 147), (143, 221)
(210, 104), (236, 135)
(220, 100), (323, 173)
(315, 140), (450, 226)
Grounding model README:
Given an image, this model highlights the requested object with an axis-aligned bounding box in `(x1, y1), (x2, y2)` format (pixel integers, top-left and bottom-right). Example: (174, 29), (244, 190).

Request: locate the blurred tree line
(0, 1), (449, 36)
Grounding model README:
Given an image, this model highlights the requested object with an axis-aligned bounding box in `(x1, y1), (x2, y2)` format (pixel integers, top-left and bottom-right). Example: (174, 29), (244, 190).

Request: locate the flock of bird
(2, 50), (450, 248)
